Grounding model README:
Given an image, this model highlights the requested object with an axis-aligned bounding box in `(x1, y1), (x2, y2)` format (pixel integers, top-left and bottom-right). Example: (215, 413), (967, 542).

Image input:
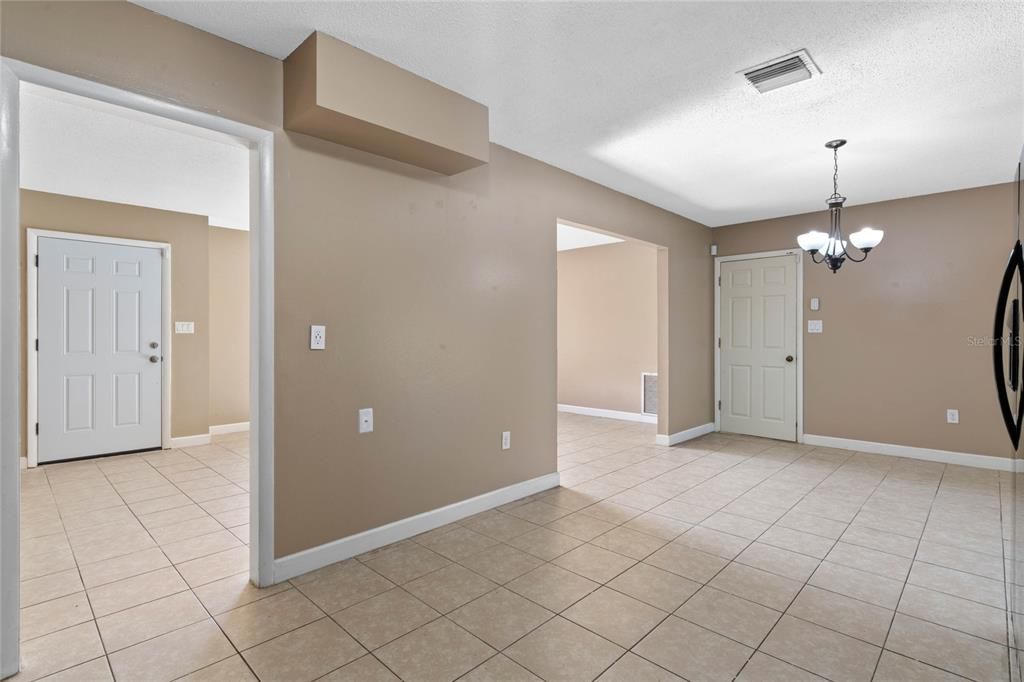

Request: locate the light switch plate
(810, 297), (820, 311)
(946, 409), (959, 424)
(359, 408), (374, 433)
(501, 431), (511, 450)
(310, 325), (326, 350)
(808, 320), (823, 334)
(174, 321), (195, 334)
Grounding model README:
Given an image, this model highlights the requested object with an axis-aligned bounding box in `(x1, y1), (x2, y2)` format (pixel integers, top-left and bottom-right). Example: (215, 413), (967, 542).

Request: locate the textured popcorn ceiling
(134, 1), (1023, 226)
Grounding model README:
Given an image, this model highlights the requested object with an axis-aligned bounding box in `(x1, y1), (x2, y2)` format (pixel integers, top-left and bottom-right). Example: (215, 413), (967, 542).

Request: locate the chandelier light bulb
(819, 238), (847, 257)
(797, 230), (829, 252)
(849, 227), (884, 251)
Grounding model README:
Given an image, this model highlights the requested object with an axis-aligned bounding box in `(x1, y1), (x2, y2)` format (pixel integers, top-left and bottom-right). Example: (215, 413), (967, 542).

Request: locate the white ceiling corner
(556, 223), (624, 252)
(20, 83), (251, 230)
(132, 1), (1024, 227)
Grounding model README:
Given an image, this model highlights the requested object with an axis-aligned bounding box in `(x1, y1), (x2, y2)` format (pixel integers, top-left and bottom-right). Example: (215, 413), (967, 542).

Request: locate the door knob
(149, 355), (160, 363)
(785, 355), (794, 362)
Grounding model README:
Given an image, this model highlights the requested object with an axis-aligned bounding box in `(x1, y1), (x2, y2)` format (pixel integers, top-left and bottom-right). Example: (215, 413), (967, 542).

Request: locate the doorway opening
(1, 59), (275, 678)
(555, 220), (663, 483)
(714, 250), (803, 442)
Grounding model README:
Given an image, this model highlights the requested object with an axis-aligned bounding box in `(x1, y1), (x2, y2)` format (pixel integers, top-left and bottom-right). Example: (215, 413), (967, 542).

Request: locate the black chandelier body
(797, 139), (884, 273)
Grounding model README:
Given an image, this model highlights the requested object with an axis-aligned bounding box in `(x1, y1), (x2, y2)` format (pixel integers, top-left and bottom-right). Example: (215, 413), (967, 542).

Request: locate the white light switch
(807, 320), (823, 334)
(946, 409), (959, 424)
(175, 321), (195, 334)
(502, 431), (511, 450)
(359, 408), (374, 433)
(310, 325), (326, 350)
(810, 297), (820, 311)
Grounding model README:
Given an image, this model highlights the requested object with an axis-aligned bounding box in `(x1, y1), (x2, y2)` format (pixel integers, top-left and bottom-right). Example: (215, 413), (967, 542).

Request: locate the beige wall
(20, 190), (211, 442)
(208, 228), (250, 427)
(3, 1), (713, 558)
(715, 183), (1016, 458)
(558, 241), (658, 414)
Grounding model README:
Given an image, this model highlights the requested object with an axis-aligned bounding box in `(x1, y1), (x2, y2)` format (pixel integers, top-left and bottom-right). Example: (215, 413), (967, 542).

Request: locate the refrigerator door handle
(993, 240), (1024, 448)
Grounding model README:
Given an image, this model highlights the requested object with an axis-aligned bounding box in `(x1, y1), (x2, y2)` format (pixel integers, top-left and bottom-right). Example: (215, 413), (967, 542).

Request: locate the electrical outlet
(310, 325), (326, 350)
(946, 409), (959, 424)
(501, 431), (511, 450)
(359, 408), (374, 433)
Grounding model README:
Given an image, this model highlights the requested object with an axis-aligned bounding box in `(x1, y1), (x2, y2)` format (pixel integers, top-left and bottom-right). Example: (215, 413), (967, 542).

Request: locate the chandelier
(797, 139), (884, 272)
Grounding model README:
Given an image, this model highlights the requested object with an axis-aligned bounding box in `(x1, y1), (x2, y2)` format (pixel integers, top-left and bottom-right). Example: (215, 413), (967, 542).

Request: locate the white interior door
(720, 254), (797, 441)
(37, 236), (163, 462)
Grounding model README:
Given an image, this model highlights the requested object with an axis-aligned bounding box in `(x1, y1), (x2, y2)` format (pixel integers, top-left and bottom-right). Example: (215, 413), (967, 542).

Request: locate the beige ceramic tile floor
(16, 416), (1015, 681)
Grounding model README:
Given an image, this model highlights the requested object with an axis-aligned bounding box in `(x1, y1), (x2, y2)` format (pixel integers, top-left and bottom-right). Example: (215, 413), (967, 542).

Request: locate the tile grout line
(871, 462), (947, 680)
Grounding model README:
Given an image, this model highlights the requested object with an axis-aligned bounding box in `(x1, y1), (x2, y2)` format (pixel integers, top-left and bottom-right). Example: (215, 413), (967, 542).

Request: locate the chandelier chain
(833, 147), (839, 197)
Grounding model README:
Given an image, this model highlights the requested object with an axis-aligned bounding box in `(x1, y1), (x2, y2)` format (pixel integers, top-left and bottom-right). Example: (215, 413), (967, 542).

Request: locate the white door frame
(1, 57), (277, 678)
(714, 249), (804, 443)
(26, 230), (172, 467)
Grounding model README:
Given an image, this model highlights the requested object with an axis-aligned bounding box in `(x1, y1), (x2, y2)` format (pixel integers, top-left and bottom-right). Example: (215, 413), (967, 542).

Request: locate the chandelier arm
(843, 245), (868, 262)
(809, 251), (826, 264)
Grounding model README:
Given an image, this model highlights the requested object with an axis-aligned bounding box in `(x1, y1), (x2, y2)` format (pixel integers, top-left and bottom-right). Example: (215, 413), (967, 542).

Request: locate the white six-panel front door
(37, 236), (163, 462)
(720, 254), (797, 441)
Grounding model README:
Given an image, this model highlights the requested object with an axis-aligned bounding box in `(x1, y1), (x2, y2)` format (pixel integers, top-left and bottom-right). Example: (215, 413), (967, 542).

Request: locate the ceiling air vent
(740, 49), (820, 93)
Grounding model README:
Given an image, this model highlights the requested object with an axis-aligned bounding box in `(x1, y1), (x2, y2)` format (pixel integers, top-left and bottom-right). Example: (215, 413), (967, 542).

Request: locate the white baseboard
(558, 404), (656, 424)
(210, 422), (250, 435)
(655, 422), (716, 446)
(273, 472), (560, 583)
(167, 433), (212, 449)
(802, 434), (1013, 472)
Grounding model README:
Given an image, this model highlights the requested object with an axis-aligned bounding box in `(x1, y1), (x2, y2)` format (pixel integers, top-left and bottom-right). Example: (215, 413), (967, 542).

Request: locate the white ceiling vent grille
(741, 49), (820, 93)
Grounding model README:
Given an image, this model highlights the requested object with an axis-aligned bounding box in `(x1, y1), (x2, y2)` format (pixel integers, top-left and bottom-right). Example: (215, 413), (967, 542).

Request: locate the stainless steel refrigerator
(996, 145), (1024, 678)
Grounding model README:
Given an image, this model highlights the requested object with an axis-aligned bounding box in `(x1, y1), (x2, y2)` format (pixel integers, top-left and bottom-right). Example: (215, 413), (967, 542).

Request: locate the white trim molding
(803, 434), (1013, 472)
(273, 473), (560, 582)
(558, 404), (656, 424)
(655, 422), (715, 446)
(714, 249), (804, 444)
(168, 434), (212, 449)
(210, 421), (250, 435)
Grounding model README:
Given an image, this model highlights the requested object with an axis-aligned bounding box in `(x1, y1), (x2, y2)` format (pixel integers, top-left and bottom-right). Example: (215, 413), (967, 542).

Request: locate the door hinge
(718, 399), (722, 410)
(35, 422), (39, 435)
(34, 254), (39, 267)
(717, 337), (721, 348)
(35, 339), (38, 351)
(718, 275), (721, 286)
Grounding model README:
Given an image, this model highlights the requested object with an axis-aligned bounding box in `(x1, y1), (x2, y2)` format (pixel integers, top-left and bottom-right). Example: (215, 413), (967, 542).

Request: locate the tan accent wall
(208, 228), (250, 427)
(3, 1), (714, 558)
(557, 242), (658, 414)
(714, 182), (1016, 458)
(19, 190), (211, 443)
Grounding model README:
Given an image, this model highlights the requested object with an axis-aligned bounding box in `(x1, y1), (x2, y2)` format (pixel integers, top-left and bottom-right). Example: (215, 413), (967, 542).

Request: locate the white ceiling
(133, 1), (1023, 227)
(21, 83), (250, 230)
(557, 223), (624, 252)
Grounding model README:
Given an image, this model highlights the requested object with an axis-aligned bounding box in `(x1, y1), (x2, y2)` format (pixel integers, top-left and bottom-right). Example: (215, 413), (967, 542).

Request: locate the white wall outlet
(174, 321), (195, 334)
(310, 324), (326, 350)
(810, 297), (820, 311)
(807, 320), (823, 334)
(359, 408), (374, 433)
(502, 431), (511, 450)
(946, 409), (959, 424)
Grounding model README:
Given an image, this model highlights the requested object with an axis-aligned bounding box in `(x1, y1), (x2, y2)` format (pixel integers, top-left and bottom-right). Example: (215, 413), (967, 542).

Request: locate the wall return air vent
(740, 49), (820, 93)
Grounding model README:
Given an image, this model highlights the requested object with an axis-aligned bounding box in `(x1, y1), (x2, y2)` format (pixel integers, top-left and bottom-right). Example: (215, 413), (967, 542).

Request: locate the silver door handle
(149, 356), (160, 363)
